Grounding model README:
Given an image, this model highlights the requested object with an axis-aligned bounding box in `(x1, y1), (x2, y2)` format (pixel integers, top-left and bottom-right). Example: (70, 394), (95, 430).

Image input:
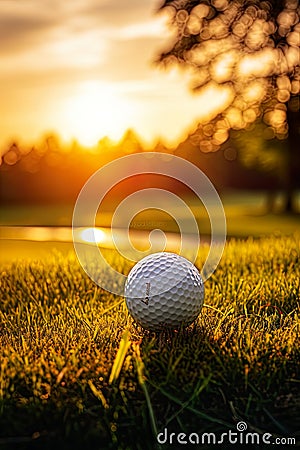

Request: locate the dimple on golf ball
(124, 252), (204, 331)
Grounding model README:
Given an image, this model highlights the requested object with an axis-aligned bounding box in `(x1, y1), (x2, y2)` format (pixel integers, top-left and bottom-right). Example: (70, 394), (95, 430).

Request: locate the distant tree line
(0, 128), (290, 209)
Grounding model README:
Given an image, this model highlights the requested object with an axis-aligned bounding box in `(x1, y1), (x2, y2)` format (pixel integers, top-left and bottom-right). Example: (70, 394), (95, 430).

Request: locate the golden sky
(0, 0), (232, 147)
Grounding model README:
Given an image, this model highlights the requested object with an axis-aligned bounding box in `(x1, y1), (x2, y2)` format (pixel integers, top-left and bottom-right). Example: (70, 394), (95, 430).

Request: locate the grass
(0, 235), (299, 449)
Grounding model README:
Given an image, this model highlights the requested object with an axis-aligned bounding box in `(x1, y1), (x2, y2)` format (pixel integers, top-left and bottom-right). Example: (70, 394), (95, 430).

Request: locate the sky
(0, 0), (230, 148)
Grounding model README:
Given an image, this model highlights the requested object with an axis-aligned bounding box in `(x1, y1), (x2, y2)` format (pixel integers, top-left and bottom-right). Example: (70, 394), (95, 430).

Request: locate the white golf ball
(124, 252), (204, 331)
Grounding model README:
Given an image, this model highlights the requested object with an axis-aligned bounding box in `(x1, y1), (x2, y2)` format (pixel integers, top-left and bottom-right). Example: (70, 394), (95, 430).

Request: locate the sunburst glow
(62, 81), (135, 146)
(80, 227), (106, 244)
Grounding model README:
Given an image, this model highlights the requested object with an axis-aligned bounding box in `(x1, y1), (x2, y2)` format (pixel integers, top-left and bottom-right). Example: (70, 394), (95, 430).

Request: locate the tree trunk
(285, 98), (300, 213)
(285, 189), (294, 213)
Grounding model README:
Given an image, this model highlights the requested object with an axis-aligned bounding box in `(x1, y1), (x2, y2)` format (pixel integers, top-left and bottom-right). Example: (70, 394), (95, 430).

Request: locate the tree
(157, 0), (300, 212)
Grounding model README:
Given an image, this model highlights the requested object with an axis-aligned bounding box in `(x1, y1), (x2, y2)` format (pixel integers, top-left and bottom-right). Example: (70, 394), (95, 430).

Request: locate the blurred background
(1, 0), (300, 261)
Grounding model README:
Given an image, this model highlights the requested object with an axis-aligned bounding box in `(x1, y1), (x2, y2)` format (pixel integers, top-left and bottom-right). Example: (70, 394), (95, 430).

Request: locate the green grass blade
(109, 329), (131, 385)
(134, 343), (158, 438)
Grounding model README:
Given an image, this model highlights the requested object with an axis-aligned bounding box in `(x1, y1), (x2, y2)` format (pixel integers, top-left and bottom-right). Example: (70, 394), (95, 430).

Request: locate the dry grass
(0, 235), (299, 449)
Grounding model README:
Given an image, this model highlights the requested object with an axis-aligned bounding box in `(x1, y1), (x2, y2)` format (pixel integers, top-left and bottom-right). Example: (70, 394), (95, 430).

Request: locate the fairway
(0, 234), (299, 449)
(1, 192), (300, 238)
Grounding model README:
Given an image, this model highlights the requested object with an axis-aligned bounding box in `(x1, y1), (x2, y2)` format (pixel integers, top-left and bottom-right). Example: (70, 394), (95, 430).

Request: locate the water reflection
(0, 226), (201, 253)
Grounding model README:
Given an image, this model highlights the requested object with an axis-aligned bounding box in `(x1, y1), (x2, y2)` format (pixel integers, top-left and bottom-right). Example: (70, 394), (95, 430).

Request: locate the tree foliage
(158, 0), (300, 152)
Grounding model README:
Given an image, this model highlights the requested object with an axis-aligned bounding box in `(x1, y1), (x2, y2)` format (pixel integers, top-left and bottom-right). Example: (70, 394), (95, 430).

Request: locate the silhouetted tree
(158, 0), (300, 211)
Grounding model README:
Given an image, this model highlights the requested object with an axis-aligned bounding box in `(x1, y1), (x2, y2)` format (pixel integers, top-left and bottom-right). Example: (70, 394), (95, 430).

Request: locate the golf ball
(124, 252), (204, 331)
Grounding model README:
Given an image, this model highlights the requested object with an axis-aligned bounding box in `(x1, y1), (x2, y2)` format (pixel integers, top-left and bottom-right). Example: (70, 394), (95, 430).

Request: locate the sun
(62, 81), (134, 146)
